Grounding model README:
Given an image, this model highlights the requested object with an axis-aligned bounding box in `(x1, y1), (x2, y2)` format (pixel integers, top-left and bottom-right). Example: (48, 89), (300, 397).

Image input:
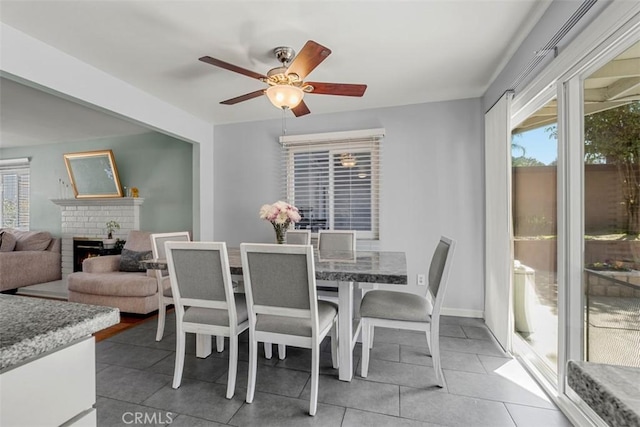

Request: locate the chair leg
(310, 343), (320, 416)
(360, 318), (370, 377)
(226, 335), (238, 399)
(264, 342), (272, 359)
(429, 325), (444, 388)
(330, 320), (339, 369)
(216, 335), (225, 353)
(278, 344), (286, 360)
(246, 332), (257, 404)
(369, 324), (375, 349)
(172, 330), (186, 389)
(156, 301), (166, 342)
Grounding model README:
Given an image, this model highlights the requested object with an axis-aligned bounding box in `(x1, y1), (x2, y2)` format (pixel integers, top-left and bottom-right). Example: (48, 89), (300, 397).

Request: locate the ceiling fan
(199, 40), (367, 117)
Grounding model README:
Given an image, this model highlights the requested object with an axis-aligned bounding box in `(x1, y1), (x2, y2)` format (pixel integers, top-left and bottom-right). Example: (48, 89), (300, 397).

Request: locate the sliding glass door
(512, 99), (559, 377)
(582, 42), (640, 368)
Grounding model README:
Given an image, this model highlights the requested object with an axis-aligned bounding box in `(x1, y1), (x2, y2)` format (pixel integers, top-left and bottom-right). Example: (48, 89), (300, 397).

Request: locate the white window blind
(280, 129), (384, 239)
(0, 158), (30, 230)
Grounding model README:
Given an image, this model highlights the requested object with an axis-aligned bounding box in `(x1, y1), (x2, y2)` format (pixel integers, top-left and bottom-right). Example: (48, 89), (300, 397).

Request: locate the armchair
(67, 230), (159, 314)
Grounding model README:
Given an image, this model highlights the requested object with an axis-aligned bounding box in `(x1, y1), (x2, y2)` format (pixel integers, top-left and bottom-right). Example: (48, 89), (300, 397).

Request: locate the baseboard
(441, 307), (484, 318)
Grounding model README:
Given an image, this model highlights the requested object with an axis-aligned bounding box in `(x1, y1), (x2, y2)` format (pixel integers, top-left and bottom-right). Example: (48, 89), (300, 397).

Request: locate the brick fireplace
(51, 198), (144, 277)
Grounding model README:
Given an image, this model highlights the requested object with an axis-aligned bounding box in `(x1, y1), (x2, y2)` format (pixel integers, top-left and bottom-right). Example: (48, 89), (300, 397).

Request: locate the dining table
(142, 247), (408, 382)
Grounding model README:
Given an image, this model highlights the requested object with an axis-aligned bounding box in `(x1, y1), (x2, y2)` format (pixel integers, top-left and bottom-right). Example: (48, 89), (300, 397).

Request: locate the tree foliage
(513, 156), (545, 167)
(584, 102), (640, 233)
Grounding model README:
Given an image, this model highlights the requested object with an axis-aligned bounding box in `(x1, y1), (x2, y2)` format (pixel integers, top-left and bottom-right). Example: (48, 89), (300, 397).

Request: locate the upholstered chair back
(286, 230), (311, 245)
(124, 230), (152, 252)
(169, 247), (228, 303)
(317, 230), (356, 252)
(244, 250), (311, 310)
(428, 239), (452, 300)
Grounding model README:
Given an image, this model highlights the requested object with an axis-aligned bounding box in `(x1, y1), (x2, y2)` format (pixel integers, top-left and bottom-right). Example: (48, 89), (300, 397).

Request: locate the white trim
(279, 128), (385, 145)
(0, 158), (29, 167)
(181, 299), (228, 310)
(253, 305), (311, 319)
(440, 307), (484, 319)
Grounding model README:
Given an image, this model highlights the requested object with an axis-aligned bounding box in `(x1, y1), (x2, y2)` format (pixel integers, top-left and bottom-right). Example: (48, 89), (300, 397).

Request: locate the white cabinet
(0, 337), (96, 427)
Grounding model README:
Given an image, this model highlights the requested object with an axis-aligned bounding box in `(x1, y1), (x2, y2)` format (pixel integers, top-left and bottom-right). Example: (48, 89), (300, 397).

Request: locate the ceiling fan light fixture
(340, 153), (357, 168)
(266, 85), (304, 110)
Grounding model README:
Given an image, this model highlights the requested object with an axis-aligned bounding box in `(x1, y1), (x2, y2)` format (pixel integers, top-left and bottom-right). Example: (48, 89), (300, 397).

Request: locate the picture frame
(63, 149), (123, 198)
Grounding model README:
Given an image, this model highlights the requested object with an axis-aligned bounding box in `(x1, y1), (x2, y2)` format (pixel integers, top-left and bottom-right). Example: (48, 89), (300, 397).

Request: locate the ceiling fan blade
(292, 100), (311, 117)
(220, 89), (265, 105)
(286, 41), (331, 80)
(199, 56), (267, 80)
(306, 82), (367, 97)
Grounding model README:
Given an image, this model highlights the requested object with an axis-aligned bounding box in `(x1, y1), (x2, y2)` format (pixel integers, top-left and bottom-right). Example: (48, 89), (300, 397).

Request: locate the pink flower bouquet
(259, 201), (301, 244)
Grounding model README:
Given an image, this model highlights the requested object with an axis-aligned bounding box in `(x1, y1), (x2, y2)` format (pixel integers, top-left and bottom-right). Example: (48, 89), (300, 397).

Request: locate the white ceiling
(0, 0), (552, 147)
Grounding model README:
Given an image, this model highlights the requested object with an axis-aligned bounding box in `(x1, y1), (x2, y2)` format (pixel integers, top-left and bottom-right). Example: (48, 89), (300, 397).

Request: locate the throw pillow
(0, 231), (17, 252)
(119, 248), (153, 272)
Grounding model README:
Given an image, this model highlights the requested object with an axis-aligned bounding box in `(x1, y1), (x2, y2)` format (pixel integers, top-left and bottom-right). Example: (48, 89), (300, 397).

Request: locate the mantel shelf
(51, 198), (144, 207)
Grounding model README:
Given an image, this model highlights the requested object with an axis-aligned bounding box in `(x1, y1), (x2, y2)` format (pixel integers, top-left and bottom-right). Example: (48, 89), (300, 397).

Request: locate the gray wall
(214, 99), (484, 315)
(0, 132), (193, 236)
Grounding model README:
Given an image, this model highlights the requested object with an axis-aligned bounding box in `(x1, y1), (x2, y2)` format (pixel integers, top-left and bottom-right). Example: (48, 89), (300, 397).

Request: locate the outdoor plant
(106, 220), (120, 239)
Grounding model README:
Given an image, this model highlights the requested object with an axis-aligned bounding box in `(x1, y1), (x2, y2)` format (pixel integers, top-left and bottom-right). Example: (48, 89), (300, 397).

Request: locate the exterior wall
(513, 164), (626, 236)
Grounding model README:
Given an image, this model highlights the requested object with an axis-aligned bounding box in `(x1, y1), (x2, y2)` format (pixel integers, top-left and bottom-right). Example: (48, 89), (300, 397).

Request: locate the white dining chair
(273, 229), (354, 362)
(241, 243), (338, 416)
(317, 229), (357, 252)
(263, 228), (312, 360)
(150, 231), (190, 341)
(166, 241), (249, 399)
(359, 236), (456, 387)
(286, 229), (311, 245)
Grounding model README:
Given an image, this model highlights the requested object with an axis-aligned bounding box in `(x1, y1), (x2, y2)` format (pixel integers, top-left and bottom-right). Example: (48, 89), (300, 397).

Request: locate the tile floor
(95, 313), (573, 426)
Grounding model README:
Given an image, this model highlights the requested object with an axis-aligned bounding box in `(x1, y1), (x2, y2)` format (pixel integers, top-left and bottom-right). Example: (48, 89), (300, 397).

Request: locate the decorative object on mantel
(130, 187), (139, 198)
(58, 178), (71, 199)
(63, 149), (123, 199)
(105, 220), (120, 246)
(259, 201), (301, 244)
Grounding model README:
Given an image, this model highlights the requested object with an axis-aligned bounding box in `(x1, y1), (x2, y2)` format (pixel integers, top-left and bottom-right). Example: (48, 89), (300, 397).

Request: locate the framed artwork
(63, 149), (123, 198)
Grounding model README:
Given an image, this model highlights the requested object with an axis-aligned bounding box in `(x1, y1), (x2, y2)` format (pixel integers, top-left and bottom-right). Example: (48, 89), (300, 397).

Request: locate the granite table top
(0, 295), (119, 371)
(142, 248), (408, 285)
(567, 360), (640, 426)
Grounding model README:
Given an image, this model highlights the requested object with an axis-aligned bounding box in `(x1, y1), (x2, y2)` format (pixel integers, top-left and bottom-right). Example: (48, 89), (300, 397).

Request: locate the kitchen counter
(567, 360), (640, 426)
(0, 294), (119, 370)
(0, 294), (119, 426)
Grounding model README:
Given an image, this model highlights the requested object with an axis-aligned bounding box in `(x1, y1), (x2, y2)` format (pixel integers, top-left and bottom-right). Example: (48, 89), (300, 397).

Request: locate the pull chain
(281, 107), (287, 136)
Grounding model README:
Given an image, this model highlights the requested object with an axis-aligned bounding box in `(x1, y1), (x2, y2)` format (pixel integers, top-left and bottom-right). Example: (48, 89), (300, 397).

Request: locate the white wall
(214, 99), (484, 317)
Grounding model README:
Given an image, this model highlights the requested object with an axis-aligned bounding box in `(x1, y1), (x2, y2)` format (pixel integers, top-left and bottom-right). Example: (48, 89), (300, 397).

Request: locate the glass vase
(273, 223), (287, 244)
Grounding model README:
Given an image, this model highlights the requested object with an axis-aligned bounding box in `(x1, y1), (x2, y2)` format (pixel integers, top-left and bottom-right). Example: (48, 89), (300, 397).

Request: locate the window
(281, 129), (383, 239)
(0, 158), (30, 230)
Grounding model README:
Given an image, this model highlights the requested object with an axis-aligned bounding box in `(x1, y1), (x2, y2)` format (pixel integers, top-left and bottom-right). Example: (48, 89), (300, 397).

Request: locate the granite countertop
(0, 295), (119, 371)
(142, 248), (408, 285)
(567, 360), (640, 426)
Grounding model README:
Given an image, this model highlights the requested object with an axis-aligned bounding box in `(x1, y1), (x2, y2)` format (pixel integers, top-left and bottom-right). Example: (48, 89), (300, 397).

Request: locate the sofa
(0, 228), (62, 292)
(67, 230), (161, 314)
